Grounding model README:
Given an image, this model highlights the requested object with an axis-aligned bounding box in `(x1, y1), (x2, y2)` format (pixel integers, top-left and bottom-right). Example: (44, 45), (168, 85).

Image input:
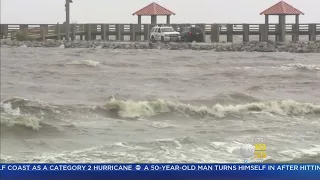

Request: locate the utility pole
(65, 0), (72, 41)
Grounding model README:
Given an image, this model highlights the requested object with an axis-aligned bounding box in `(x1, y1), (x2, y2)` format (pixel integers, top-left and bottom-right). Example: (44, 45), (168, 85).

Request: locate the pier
(0, 1), (319, 43)
(0, 23), (319, 42)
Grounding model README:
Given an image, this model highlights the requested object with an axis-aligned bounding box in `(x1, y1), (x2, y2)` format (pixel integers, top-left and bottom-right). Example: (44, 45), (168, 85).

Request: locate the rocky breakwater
(1, 39), (320, 53)
(214, 41), (320, 53)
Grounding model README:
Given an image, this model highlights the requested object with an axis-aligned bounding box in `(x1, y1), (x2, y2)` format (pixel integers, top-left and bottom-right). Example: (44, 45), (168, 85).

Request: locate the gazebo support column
(295, 15), (299, 25)
(166, 15), (170, 24)
(265, 15), (269, 24)
(278, 15), (286, 42)
(293, 15), (300, 41)
(151, 15), (157, 25)
(264, 15), (269, 41)
(138, 15), (142, 24)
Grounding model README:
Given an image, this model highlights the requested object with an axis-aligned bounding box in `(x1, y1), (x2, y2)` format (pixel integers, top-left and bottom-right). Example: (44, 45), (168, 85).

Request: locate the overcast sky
(1, 0), (319, 24)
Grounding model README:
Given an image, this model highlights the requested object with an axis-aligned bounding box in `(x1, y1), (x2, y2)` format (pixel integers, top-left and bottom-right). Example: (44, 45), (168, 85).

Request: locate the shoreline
(1, 40), (320, 53)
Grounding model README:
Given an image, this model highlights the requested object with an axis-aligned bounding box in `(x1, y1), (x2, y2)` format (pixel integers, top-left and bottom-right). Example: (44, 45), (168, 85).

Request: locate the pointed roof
(260, 1), (304, 15)
(133, 2), (175, 16)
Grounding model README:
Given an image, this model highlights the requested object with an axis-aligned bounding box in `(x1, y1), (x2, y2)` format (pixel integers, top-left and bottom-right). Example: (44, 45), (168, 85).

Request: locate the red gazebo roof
(133, 2), (175, 16)
(260, 0), (304, 15)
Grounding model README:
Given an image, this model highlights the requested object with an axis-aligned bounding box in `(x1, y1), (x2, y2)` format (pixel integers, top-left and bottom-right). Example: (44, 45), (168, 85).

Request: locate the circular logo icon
(135, 165), (141, 170)
(240, 143), (255, 159)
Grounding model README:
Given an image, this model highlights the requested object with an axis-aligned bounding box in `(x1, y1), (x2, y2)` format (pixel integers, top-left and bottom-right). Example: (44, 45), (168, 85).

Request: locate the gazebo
(132, 2), (175, 24)
(260, 0), (304, 42)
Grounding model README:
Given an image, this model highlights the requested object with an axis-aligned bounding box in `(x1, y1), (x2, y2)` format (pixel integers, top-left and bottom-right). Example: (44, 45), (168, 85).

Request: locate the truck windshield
(161, 28), (174, 32)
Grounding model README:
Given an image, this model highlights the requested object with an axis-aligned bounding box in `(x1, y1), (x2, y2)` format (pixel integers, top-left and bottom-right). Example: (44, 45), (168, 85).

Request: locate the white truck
(150, 26), (180, 42)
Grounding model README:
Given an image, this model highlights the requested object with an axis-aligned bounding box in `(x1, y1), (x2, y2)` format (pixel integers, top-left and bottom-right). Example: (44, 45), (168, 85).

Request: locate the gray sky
(1, 0), (319, 24)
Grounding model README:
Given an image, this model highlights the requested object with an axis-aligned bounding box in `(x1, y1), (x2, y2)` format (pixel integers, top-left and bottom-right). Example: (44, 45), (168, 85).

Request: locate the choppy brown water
(1, 47), (319, 163)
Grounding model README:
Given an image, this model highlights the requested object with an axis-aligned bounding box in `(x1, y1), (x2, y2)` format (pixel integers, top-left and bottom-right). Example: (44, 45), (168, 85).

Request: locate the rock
(1, 39), (320, 53)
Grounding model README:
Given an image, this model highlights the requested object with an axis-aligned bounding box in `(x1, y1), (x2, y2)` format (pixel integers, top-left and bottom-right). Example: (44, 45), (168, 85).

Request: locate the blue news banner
(0, 163), (319, 180)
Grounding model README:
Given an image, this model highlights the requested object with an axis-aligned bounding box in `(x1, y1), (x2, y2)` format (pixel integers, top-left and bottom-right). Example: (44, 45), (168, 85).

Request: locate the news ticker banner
(0, 164), (319, 180)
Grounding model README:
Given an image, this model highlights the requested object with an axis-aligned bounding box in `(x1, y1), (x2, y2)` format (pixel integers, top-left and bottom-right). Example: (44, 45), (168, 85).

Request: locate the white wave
(1, 116), (41, 131)
(1, 102), (21, 116)
(104, 98), (320, 118)
(104, 97), (170, 118)
(0, 139), (235, 163)
(67, 60), (100, 67)
(0, 102), (41, 131)
(149, 121), (177, 129)
(234, 64), (320, 72)
(276, 145), (320, 162)
(279, 63), (320, 71)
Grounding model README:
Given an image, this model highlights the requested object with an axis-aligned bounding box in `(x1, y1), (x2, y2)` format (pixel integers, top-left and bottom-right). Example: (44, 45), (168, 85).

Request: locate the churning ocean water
(0, 47), (319, 163)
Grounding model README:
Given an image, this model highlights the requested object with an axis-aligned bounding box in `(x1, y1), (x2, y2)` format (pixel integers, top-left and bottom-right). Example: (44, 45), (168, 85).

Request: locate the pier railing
(1, 23), (319, 42)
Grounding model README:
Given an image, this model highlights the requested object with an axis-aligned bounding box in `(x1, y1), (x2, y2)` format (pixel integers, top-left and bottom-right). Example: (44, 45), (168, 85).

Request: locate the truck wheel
(151, 36), (156, 43)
